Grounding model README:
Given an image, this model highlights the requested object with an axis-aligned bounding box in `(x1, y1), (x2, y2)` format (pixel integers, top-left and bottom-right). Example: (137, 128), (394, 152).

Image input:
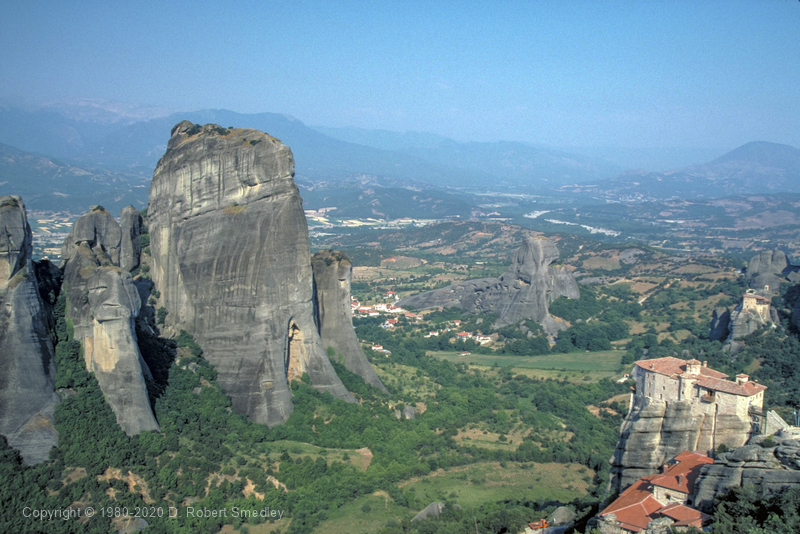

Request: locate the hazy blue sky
(2, 1), (799, 151)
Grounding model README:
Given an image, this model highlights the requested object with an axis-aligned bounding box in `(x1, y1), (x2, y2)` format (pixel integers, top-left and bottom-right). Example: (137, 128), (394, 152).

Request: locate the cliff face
(708, 307), (731, 341)
(0, 195), (60, 463)
(148, 122), (353, 427)
(311, 250), (386, 392)
(61, 207), (159, 436)
(396, 237), (579, 332)
(693, 438), (800, 512)
(747, 249), (798, 290)
(611, 397), (751, 492)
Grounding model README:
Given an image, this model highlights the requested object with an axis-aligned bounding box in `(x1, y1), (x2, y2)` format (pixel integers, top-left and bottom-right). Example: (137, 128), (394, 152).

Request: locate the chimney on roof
(677, 473), (686, 487)
(703, 361), (707, 367)
(736, 374), (749, 385)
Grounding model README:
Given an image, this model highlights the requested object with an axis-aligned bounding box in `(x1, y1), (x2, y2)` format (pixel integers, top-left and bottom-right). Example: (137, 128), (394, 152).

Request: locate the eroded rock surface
(120, 206), (143, 272)
(708, 307), (730, 341)
(693, 439), (800, 512)
(61, 209), (158, 436)
(747, 249), (798, 290)
(0, 195), (60, 463)
(148, 122), (353, 427)
(611, 397), (751, 492)
(311, 250), (386, 392)
(397, 237), (579, 332)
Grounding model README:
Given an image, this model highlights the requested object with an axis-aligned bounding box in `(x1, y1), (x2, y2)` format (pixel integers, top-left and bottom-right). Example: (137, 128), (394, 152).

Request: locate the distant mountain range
(568, 141), (800, 200)
(0, 143), (148, 212)
(0, 104), (622, 201)
(1, 101), (799, 212)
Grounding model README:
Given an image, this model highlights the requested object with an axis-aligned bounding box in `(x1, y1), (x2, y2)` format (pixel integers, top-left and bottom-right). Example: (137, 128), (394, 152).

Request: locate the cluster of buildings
(597, 357), (772, 533)
(597, 452), (714, 532)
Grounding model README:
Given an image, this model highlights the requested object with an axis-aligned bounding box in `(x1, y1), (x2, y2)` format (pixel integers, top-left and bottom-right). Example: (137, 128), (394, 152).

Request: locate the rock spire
(147, 122), (355, 426)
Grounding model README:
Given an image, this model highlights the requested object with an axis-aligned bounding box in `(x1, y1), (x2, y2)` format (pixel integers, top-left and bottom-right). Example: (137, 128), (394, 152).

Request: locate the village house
(632, 357), (766, 421)
(597, 451), (714, 533)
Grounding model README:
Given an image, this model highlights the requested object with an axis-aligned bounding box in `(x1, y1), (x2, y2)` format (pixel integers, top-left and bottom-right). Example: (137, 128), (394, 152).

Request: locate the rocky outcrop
(147, 122), (354, 427)
(0, 195), (60, 463)
(708, 307), (730, 341)
(411, 502), (462, 522)
(311, 250), (386, 392)
(726, 307), (764, 340)
(747, 249), (798, 290)
(611, 397), (751, 492)
(120, 206), (143, 272)
(693, 438), (800, 512)
(61, 208), (158, 436)
(397, 237), (579, 332)
(725, 304), (778, 344)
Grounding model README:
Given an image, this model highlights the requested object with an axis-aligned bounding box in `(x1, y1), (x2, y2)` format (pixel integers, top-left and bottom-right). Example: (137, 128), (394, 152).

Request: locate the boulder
(147, 122), (354, 427)
(0, 195), (60, 463)
(311, 250), (386, 392)
(397, 237), (579, 333)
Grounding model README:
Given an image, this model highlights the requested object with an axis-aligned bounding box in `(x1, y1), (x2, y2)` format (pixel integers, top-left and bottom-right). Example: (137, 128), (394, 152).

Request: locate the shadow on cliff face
(135, 323), (176, 408)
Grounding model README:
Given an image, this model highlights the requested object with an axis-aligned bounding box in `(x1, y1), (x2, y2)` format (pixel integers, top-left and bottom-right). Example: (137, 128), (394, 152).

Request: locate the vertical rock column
(61, 206), (159, 436)
(147, 122), (353, 427)
(312, 250), (387, 392)
(0, 195), (60, 463)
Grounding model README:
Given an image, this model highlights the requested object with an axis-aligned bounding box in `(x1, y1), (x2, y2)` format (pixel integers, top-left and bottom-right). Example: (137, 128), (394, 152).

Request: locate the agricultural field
(426, 350), (625, 382)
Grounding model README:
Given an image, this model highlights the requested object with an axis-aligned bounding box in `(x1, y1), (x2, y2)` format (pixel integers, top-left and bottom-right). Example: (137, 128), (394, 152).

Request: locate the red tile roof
(635, 357), (727, 380)
(599, 451), (714, 533)
(635, 357), (766, 397)
(695, 375), (766, 397)
(650, 451), (713, 494)
(599, 476), (664, 532)
(657, 503), (712, 528)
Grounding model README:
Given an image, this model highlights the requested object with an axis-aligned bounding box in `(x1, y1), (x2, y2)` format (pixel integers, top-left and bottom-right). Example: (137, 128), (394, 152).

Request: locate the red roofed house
(597, 451), (714, 533)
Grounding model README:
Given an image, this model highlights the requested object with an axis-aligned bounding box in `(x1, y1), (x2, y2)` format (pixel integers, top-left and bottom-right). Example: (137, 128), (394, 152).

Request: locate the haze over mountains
(1, 101), (800, 213)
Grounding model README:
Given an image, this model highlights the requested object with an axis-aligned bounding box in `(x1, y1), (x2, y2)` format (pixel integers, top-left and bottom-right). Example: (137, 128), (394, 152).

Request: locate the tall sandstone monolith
(148, 122), (354, 427)
(397, 237), (579, 332)
(0, 195), (60, 463)
(311, 250), (387, 392)
(61, 206), (159, 436)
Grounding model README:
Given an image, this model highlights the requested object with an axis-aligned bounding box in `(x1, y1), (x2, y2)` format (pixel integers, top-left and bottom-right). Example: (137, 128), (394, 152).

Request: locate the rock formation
(311, 250), (386, 392)
(0, 195), (60, 463)
(726, 305), (778, 342)
(611, 358), (762, 492)
(693, 437), (800, 512)
(61, 207), (158, 436)
(747, 249), (798, 290)
(147, 122), (355, 427)
(708, 307), (730, 341)
(120, 206), (143, 272)
(396, 237), (579, 332)
(611, 397), (752, 491)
